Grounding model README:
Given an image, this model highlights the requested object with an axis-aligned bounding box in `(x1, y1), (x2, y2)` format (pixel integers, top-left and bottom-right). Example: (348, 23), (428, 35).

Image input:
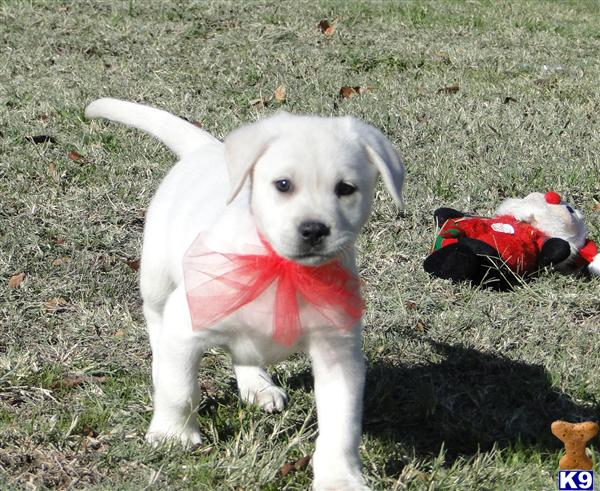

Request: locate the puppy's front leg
(309, 326), (369, 491)
(146, 286), (204, 447)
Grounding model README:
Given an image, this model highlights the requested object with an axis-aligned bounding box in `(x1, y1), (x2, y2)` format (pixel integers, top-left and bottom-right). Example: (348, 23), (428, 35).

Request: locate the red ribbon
(183, 234), (364, 347)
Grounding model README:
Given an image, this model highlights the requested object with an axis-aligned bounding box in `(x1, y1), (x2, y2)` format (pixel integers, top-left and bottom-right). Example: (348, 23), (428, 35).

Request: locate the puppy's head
(224, 112), (405, 265)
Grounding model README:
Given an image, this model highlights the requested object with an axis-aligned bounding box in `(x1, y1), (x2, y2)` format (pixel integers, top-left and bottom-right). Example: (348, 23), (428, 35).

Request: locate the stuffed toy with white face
(424, 192), (599, 290)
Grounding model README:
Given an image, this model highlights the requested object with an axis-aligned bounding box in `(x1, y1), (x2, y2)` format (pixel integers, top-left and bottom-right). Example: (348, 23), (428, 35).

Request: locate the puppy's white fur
(85, 98), (405, 490)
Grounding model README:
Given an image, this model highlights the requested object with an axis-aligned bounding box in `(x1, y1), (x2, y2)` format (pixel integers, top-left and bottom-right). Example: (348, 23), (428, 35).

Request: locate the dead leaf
(52, 374), (106, 389)
(593, 202), (600, 211)
(437, 83), (459, 94)
(52, 236), (65, 245)
(52, 256), (71, 266)
(113, 329), (125, 337)
(503, 96), (517, 104)
(318, 18), (337, 36)
(81, 426), (98, 438)
(293, 455), (311, 470)
(68, 150), (82, 161)
(97, 255), (116, 271)
(415, 320), (427, 333)
(433, 51), (451, 64)
(249, 97), (268, 109)
(280, 455), (311, 476)
(405, 300), (417, 311)
(44, 297), (68, 312)
(279, 462), (293, 476)
(124, 258), (140, 271)
(26, 135), (56, 144)
(274, 85), (286, 103)
(534, 77), (557, 87)
(339, 86), (371, 99)
(8, 272), (26, 289)
(191, 120), (203, 128)
(81, 426), (101, 452)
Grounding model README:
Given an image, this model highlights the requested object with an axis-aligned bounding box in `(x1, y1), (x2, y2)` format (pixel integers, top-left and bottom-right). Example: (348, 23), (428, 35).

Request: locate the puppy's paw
(240, 384), (288, 413)
(145, 419), (202, 448)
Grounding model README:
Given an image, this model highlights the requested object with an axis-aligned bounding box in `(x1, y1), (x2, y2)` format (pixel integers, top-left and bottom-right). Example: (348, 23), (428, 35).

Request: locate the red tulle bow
(183, 233), (364, 346)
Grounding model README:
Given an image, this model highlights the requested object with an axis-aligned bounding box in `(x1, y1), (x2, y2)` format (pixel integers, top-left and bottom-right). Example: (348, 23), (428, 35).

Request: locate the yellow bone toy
(551, 420), (598, 470)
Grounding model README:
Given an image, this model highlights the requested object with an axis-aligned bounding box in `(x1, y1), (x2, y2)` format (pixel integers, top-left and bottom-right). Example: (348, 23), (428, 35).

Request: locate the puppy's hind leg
(146, 286), (204, 447)
(233, 365), (288, 413)
(140, 260), (174, 354)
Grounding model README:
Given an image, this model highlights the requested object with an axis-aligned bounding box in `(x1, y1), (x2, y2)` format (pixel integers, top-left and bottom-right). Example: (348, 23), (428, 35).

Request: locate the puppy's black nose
(298, 221), (330, 246)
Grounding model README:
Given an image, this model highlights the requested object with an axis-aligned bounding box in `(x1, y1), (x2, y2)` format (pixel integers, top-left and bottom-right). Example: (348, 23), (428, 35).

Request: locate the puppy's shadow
(362, 337), (599, 467)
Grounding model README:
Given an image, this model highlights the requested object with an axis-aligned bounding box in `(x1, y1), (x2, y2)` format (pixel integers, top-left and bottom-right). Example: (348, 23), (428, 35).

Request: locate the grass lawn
(1, 0), (599, 489)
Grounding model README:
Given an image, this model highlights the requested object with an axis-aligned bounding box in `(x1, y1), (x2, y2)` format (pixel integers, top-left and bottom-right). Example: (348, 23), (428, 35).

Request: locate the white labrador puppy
(85, 98), (405, 491)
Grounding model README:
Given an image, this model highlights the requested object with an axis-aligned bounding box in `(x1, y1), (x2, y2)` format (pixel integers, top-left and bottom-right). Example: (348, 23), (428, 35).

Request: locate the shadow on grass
(362, 337), (600, 467)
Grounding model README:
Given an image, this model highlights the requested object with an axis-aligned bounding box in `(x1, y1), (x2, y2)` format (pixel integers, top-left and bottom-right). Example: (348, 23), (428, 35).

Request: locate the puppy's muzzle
(299, 220), (330, 247)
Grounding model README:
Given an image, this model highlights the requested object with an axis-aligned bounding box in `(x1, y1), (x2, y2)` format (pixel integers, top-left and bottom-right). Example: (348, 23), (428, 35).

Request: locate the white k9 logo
(558, 470), (594, 490)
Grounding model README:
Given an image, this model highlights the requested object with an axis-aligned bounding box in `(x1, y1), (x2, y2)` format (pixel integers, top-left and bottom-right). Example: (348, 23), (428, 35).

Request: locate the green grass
(1, 0), (599, 489)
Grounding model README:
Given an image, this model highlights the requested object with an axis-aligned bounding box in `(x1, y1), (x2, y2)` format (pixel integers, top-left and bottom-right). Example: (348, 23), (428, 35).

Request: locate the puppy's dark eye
(566, 205), (574, 214)
(335, 181), (357, 197)
(274, 179), (292, 193)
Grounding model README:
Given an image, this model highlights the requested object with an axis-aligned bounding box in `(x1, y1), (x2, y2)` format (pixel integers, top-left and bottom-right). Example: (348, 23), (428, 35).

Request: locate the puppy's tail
(85, 98), (219, 159)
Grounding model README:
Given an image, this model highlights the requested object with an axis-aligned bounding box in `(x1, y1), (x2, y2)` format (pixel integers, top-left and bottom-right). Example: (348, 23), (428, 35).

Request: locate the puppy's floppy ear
(224, 112), (288, 204)
(349, 119), (405, 207)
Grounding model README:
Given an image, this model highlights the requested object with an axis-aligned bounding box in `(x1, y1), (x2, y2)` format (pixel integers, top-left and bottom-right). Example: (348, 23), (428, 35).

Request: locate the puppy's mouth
(289, 252), (335, 266)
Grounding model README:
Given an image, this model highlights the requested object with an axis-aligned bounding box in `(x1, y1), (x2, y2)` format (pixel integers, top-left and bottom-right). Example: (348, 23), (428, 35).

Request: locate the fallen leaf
(26, 135), (56, 144)
(44, 297), (68, 312)
(405, 300), (417, 311)
(279, 463), (293, 476)
(437, 83), (460, 94)
(318, 18), (336, 36)
(593, 202), (600, 211)
(249, 97), (268, 109)
(280, 455), (311, 476)
(274, 85), (286, 103)
(339, 86), (371, 99)
(48, 162), (62, 183)
(191, 120), (203, 128)
(433, 51), (451, 64)
(52, 374), (106, 389)
(52, 236), (65, 245)
(503, 96), (517, 104)
(81, 426), (98, 438)
(124, 258), (140, 271)
(52, 256), (72, 266)
(293, 455), (311, 470)
(97, 255), (116, 271)
(113, 329), (125, 337)
(8, 272), (26, 289)
(415, 320), (427, 333)
(68, 150), (82, 161)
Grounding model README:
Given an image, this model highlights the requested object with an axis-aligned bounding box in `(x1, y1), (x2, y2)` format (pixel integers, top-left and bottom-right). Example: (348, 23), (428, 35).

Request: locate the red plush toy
(424, 192), (599, 290)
